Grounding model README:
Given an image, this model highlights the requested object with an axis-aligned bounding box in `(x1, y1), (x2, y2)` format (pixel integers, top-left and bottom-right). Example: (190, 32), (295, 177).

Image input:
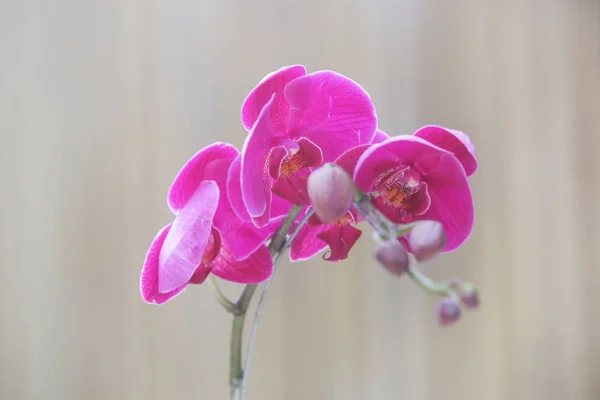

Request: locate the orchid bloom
(140, 143), (277, 305)
(354, 126), (477, 252)
(234, 65), (378, 228)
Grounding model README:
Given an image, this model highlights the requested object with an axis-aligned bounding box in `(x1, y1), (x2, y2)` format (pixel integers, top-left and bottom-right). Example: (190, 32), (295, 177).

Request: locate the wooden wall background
(1, 1), (599, 399)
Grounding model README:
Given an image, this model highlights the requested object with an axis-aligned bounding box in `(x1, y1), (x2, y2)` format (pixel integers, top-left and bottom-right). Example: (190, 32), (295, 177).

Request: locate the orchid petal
(417, 153), (474, 251)
(226, 154), (251, 222)
(240, 95), (280, 224)
(211, 243), (273, 284)
(334, 143), (372, 176)
(267, 146), (289, 179)
(140, 224), (186, 305)
(317, 224), (362, 261)
(289, 223), (329, 262)
(271, 137), (323, 205)
(372, 129), (391, 144)
(209, 157), (283, 260)
(167, 142), (238, 214)
(414, 125), (477, 176)
(284, 71), (377, 161)
(355, 135), (444, 192)
(158, 181), (219, 293)
(241, 65), (307, 132)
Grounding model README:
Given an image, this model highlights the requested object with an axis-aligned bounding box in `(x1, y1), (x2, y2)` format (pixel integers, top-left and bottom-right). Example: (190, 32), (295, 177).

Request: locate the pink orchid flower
(140, 143), (277, 305)
(354, 126), (477, 252)
(234, 65), (378, 227)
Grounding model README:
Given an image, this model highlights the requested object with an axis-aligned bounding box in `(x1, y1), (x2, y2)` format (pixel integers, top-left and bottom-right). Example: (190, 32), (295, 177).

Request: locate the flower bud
(375, 240), (410, 277)
(408, 220), (447, 262)
(307, 163), (355, 224)
(459, 283), (480, 309)
(438, 296), (461, 326)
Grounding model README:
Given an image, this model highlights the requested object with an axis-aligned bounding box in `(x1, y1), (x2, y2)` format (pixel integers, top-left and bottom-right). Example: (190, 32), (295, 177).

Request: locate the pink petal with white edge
(240, 95), (278, 223)
(140, 224), (187, 305)
(371, 129), (391, 144)
(354, 136), (473, 252)
(211, 242), (273, 284)
(226, 154), (252, 221)
(209, 157), (283, 260)
(289, 222), (329, 262)
(413, 125), (477, 177)
(159, 180), (219, 293)
(227, 154), (292, 228)
(241, 65), (307, 132)
(416, 153), (474, 251)
(334, 143), (372, 176)
(167, 142), (238, 214)
(284, 71), (378, 161)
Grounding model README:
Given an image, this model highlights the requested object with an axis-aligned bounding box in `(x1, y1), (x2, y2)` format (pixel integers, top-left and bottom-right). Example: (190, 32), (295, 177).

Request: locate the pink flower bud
(307, 163), (355, 224)
(438, 296), (461, 326)
(460, 283), (480, 309)
(408, 220), (447, 262)
(375, 240), (410, 277)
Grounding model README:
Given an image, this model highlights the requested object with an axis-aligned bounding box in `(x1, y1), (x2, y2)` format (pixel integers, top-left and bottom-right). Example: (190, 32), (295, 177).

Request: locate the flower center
(333, 212), (355, 226)
(189, 228), (222, 285)
(201, 227), (221, 265)
(373, 166), (421, 208)
(280, 148), (307, 176)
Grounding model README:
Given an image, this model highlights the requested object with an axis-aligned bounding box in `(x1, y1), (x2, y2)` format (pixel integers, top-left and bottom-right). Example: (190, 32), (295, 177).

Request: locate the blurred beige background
(1, 0), (599, 399)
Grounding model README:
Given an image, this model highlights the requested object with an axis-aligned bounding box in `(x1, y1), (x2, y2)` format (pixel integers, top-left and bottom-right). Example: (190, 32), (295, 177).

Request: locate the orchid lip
(373, 165), (426, 210)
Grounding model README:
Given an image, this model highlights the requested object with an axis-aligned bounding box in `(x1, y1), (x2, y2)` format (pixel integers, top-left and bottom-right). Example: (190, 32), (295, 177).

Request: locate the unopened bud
(408, 220), (447, 262)
(460, 283), (480, 309)
(307, 163), (355, 224)
(438, 296), (461, 326)
(375, 240), (410, 277)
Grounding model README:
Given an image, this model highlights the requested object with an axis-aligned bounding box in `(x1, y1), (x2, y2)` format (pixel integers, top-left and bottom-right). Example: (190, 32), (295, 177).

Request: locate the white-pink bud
(408, 220), (447, 262)
(307, 163), (355, 224)
(438, 296), (461, 326)
(375, 240), (410, 277)
(460, 283), (480, 309)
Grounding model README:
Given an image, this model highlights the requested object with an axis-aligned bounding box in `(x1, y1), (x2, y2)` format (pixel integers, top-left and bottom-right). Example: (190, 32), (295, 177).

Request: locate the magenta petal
(284, 71), (377, 161)
(413, 125), (477, 177)
(272, 169), (311, 206)
(167, 142), (238, 213)
(354, 135), (445, 192)
(158, 181), (219, 293)
(209, 156), (282, 260)
(211, 243), (273, 284)
(372, 129), (391, 144)
(317, 224), (362, 261)
(241, 65), (307, 132)
(267, 145), (289, 179)
(289, 223), (329, 262)
(417, 153), (474, 252)
(140, 224), (187, 305)
(271, 137), (323, 205)
(226, 154), (251, 222)
(334, 143), (372, 176)
(240, 95), (280, 223)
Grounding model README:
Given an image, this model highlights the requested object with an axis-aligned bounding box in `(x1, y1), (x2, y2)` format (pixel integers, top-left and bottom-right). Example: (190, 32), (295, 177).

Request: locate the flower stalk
(228, 206), (303, 400)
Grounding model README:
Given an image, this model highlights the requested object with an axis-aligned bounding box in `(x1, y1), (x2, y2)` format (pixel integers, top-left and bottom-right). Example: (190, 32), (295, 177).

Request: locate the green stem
(407, 265), (452, 296)
(239, 208), (315, 396)
(228, 206), (303, 400)
(208, 275), (241, 315)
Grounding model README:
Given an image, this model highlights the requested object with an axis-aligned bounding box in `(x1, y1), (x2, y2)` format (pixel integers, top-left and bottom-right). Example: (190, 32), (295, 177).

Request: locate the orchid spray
(140, 65), (480, 399)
